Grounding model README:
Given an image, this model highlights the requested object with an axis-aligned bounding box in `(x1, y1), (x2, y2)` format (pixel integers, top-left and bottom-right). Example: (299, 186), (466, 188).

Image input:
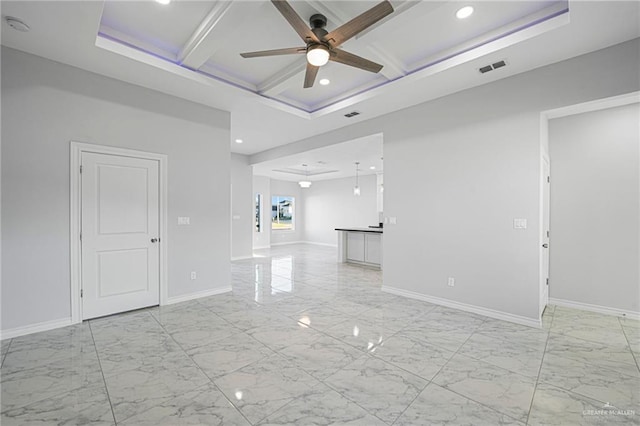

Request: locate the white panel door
(81, 152), (160, 319)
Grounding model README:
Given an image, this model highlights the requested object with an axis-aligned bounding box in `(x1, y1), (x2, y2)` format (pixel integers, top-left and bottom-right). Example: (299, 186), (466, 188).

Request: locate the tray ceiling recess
(97, 0), (569, 117)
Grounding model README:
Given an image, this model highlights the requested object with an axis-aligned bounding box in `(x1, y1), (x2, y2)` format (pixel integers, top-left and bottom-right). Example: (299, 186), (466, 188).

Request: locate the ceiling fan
(240, 0), (394, 88)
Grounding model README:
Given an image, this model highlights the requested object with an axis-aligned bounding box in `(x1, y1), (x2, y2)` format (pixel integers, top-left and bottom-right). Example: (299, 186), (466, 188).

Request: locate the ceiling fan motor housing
(310, 14), (327, 29)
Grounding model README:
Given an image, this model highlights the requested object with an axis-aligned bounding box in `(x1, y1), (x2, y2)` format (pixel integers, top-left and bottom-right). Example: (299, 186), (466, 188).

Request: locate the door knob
(151, 238), (158, 243)
(542, 243), (548, 248)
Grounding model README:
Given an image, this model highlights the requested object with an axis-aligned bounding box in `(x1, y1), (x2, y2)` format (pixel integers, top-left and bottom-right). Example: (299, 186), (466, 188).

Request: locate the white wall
(303, 174), (379, 246)
(230, 153), (253, 259)
(549, 103), (639, 313)
(270, 179), (303, 245)
(1, 47), (231, 332)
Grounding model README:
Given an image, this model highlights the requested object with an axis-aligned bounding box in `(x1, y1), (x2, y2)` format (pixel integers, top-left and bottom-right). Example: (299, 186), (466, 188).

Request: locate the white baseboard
(253, 245), (271, 250)
(1, 317), (73, 340)
(166, 286), (232, 305)
(231, 255), (254, 261)
(270, 241), (304, 246)
(382, 286), (542, 329)
(549, 297), (640, 320)
(303, 241), (338, 248)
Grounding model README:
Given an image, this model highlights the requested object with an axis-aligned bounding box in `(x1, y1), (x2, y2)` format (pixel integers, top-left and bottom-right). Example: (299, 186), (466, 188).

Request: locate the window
(271, 195), (294, 230)
(255, 193), (262, 232)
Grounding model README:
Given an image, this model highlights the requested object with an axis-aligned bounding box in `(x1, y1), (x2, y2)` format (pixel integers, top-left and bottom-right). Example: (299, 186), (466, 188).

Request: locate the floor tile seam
(542, 350), (640, 381)
(148, 308), (255, 426)
(472, 330), (550, 352)
(532, 380), (614, 408)
(319, 376), (398, 426)
(462, 328), (549, 353)
(619, 319), (640, 373)
(525, 308), (555, 425)
(424, 382), (528, 425)
(0, 339), (12, 369)
(426, 324), (539, 423)
(88, 321), (118, 426)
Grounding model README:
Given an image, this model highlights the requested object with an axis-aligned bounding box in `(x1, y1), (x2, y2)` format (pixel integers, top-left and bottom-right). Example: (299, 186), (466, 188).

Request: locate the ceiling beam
(258, 60), (307, 96)
(178, 2), (266, 70)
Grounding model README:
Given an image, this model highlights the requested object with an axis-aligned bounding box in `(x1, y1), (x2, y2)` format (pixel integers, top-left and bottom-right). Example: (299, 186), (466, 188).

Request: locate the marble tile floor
(1, 244), (639, 425)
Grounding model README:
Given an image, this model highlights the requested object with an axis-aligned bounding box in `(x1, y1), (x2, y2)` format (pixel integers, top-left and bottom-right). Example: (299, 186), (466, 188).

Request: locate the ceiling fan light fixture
(456, 6), (474, 19)
(306, 45), (330, 67)
(298, 180), (312, 188)
(319, 78), (330, 86)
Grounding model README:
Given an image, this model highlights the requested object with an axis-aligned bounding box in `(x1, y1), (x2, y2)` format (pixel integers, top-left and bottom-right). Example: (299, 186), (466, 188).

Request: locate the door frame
(538, 90), (639, 318)
(70, 141), (168, 324)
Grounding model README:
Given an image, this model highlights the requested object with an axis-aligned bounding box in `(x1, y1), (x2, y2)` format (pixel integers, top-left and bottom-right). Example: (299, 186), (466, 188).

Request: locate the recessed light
(235, 139), (243, 144)
(156, 0), (171, 4)
(319, 78), (330, 86)
(369, 166), (376, 170)
(456, 6), (474, 19)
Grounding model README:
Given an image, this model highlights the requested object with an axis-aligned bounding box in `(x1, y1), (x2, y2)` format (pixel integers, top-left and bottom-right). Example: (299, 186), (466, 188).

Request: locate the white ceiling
(252, 133), (383, 181)
(1, 0), (638, 160)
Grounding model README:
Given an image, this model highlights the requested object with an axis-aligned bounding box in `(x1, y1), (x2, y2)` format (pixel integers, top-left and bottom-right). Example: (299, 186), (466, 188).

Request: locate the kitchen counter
(334, 227), (383, 233)
(335, 228), (382, 268)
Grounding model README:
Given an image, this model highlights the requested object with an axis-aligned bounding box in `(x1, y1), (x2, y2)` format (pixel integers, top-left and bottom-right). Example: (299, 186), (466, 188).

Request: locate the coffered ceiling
(98, 0), (567, 113)
(1, 1), (639, 156)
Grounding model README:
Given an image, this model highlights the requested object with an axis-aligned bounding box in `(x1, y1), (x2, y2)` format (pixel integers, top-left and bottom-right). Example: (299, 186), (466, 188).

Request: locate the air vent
(478, 60), (508, 74)
(344, 111), (360, 118)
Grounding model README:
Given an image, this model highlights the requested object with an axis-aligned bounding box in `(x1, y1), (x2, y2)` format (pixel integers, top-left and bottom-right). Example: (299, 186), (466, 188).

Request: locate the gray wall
(270, 179), (303, 245)
(230, 153), (253, 259)
(303, 174), (379, 246)
(1, 47), (231, 331)
(549, 103), (639, 313)
(247, 39), (640, 322)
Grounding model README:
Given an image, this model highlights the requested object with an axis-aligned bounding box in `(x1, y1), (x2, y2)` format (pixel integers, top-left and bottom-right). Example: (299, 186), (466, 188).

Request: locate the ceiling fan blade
(304, 63), (320, 88)
(323, 1), (394, 47)
(271, 0), (320, 44)
(330, 49), (383, 73)
(240, 47), (306, 58)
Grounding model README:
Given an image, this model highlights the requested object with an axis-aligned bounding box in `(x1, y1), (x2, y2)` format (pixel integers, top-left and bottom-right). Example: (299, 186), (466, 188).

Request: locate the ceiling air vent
(479, 60), (508, 74)
(344, 111), (360, 118)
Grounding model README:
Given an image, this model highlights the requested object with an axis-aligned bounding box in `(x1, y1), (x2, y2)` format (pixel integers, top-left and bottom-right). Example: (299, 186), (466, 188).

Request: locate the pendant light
(298, 164), (312, 188)
(353, 162), (361, 196)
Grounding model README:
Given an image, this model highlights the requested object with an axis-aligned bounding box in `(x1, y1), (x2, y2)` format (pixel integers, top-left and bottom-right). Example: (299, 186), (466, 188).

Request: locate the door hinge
(80, 165), (83, 174)
(80, 231), (82, 241)
(546, 278), (549, 286)
(80, 289), (83, 297)
(546, 230), (549, 238)
(547, 176), (550, 183)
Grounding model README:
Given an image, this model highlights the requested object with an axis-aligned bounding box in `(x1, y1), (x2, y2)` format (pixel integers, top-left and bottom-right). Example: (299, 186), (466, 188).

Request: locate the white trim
(166, 286), (232, 305)
(270, 241), (305, 246)
(382, 286), (542, 329)
(70, 141), (169, 324)
(253, 245), (271, 250)
(303, 241), (338, 248)
(231, 255), (254, 261)
(549, 298), (640, 321)
(1, 317), (73, 340)
(543, 91), (640, 120)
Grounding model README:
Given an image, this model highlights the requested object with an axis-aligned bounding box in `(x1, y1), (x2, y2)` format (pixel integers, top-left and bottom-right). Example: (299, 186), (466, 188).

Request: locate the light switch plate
(178, 217), (190, 225)
(513, 218), (527, 229)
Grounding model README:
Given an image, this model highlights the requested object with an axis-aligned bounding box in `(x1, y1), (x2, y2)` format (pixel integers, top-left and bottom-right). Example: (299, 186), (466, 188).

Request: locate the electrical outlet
(447, 277), (455, 287)
(190, 271), (197, 280)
